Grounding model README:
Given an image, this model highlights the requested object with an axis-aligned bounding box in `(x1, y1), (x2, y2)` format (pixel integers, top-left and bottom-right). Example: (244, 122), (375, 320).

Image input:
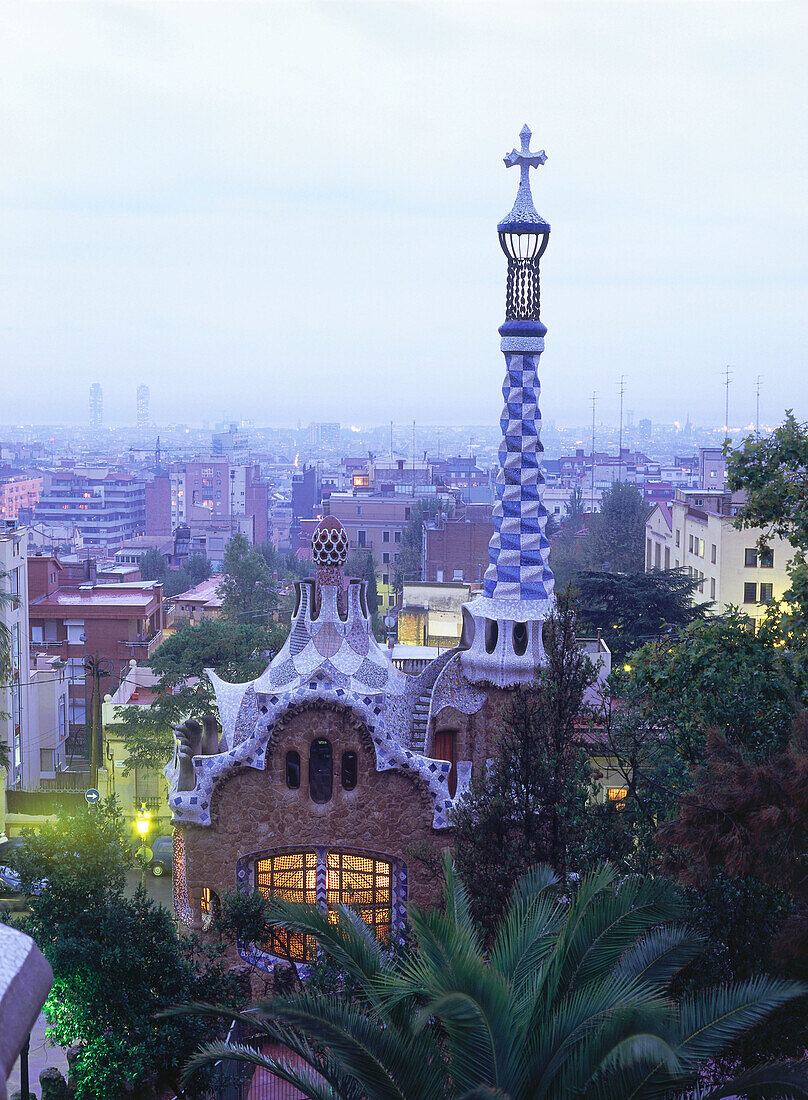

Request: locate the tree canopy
(588, 481), (650, 573)
(178, 856), (808, 1100)
(572, 567), (710, 660)
(114, 618), (289, 773)
(13, 798), (238, 1100)
(217, 532), (277, 621)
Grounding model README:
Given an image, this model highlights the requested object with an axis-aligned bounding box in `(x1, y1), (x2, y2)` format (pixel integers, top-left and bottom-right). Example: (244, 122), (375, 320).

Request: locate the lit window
(607, 787), (628, 809)
(256, 851), (318, 961)
(255, 850), (394, 962)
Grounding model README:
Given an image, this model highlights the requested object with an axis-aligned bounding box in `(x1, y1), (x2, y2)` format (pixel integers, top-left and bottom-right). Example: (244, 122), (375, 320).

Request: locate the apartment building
(35, 469), (146, 550)
(146, 459), (269, 543)
(646, 488), (793, 628)
(0, 526), (32, 788)
(0, 470), (43, 520)
(323, 491), (419, 607)
(28, 557), (167, 734)
(422, 505), (493, 584)
(0, 529), (70, 792)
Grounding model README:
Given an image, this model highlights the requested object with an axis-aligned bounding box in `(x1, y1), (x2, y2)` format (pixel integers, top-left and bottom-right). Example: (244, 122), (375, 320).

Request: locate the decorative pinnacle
(499, 124), (549, 233)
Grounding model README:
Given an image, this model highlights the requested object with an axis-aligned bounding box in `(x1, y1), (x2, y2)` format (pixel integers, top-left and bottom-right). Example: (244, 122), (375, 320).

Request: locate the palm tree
(176, 857), (808, 1099)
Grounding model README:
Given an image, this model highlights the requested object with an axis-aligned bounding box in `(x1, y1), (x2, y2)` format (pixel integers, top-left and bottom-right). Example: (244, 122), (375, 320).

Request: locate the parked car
(0, 864), (46, 896)
(149, 835), (173, 877)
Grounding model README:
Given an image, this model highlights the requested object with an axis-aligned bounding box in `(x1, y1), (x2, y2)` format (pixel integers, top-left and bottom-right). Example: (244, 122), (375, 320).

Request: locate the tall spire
(460, 126), (554, 687)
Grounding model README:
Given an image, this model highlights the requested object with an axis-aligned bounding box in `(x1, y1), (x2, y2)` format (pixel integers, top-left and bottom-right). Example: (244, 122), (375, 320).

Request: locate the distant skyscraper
(137, 385), (150, 435)
(89, 383), (103, 431)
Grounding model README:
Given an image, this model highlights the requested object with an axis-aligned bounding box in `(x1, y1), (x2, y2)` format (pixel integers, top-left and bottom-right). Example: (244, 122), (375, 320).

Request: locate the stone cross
(504, 124), (547, 192)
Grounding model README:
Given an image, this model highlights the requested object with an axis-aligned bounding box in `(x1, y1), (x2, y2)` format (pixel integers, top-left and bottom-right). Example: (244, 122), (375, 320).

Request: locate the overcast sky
(1, 1), (806, 430)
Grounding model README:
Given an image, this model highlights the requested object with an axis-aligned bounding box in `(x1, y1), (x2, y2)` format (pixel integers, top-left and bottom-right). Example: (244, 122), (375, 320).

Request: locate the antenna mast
(755, 375), (762, 438)
(590, 391), (597, 514)
(723, 366), (733, 440)
(617, 375), (625, 483)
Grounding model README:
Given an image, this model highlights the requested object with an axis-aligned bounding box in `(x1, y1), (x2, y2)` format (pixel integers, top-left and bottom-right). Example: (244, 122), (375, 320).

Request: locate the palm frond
(697, 1059), (808, 1099)
(614, 927), (705, 991)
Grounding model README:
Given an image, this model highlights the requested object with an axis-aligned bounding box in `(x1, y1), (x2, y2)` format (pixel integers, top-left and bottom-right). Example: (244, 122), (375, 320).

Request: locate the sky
(1, 0), (806, 430)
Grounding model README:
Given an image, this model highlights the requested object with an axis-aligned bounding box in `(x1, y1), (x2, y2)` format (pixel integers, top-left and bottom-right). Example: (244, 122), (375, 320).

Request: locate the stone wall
(182, 701), (447, 936)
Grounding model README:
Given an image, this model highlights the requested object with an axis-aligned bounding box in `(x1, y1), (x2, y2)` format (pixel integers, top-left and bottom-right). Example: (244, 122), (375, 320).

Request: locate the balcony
(117, 630), (164, 659)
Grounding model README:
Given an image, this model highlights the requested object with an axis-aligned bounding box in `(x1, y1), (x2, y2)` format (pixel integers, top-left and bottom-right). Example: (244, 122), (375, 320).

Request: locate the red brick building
(422, 504), (493, 585)
(28, 556), (166, 730)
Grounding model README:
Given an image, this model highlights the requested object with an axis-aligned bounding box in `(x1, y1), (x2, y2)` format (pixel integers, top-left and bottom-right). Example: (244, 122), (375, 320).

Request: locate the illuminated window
(256, 851), (318, 961)
(200, 886), (219, 931)
(607, 787), (628, 809)
(254, 849), (393, 962)
(326, 852), (392, 943)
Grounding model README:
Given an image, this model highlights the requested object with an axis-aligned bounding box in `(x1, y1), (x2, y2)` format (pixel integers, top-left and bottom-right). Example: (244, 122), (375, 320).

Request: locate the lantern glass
(498, 230), (548, 261)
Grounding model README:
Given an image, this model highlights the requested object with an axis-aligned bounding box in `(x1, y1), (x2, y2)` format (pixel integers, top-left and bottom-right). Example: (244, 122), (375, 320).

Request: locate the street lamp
(135, 803), (151, 890)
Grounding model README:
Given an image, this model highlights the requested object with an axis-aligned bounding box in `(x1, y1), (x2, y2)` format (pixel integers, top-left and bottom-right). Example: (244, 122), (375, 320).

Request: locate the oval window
(285, 750), (301, 789)
(309, 739), (333, 804)
(484, 618), (499, 654)
(341, 751), (358, 791)
(513, 622), (528, 656)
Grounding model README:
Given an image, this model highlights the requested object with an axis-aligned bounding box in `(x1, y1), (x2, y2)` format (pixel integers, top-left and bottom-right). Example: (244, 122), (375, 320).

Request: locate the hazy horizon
(2, 1), (806, 432)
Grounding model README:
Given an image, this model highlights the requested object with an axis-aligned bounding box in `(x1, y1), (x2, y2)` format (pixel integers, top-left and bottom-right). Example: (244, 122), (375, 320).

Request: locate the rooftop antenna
(755, 375), (762, 438)
(390, 420), (393, 461)
(412, 419), (416, 495)
(723, 366), (733, 440)
(590, 391), (597, 514)
(154, 435), (161, 476)
(624, 374), (628, 481)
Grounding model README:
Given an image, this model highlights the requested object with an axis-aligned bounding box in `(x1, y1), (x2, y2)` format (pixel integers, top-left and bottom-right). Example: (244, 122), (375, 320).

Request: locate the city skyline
(1, 3), (806, 429)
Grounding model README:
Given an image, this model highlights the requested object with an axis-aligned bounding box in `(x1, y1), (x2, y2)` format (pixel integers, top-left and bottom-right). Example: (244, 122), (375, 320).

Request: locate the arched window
(341, 751), (358, 791)
(255, 849), (394, 963)
(433, 728), (457, 797)
(256, 851), (318, 961)
(285, 750), (301, 789)
(484, 618), (498, 653)
(513, 621), (528, 656)
(309, 738), (333, 803)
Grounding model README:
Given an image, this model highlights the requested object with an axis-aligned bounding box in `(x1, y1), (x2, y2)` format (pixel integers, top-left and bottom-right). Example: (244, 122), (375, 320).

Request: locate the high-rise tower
(89, 383), (103, 431)
(460, 125), (554, 686)
(137, 384), (150, 436)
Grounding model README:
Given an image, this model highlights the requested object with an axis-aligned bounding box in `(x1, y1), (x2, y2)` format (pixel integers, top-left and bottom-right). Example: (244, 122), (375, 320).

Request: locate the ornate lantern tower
(460, 125), (555, 686)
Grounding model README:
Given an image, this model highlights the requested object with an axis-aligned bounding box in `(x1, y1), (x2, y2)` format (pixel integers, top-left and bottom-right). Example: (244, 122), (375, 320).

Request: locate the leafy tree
(177, 857), (808, 1100)
(563, 484), (586, 536)
(13, 798), (238, 1100)
(185, 552), (212, 585)
(452, 601), (596, 935)
(346, 551), (382, 634)
(260, 543), (311, 584)
(162, 566), (191, 597)
(137, 546), (167, 582)
(572, 567), (710, 661)
(392, 497), (442, 593)
(218, 532), (277, 622)
(659, 716), (808, 966)
(621, 611), (799, 766)
(115, 618), (289, 773)
(589, 480), (649, 572)
(727, 411), (808, 642)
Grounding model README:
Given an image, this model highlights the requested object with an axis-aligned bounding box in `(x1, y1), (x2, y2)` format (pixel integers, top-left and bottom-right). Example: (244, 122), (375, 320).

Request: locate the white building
(0, 524), (31, 788)
(646, 489), (794, 629)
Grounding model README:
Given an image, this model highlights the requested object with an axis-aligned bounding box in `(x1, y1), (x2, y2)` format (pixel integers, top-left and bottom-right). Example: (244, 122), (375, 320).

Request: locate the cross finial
(504, 124), (547, 182)
(498, 124), (550, 233)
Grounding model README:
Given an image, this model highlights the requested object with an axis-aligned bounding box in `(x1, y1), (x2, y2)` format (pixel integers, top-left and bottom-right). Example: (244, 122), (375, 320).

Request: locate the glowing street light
(135, 804), (151, 889)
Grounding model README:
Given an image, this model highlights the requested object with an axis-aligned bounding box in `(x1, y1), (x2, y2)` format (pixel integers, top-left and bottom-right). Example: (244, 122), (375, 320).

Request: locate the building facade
(646, 488), (794, 628)
(35, 469), (146, 550)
